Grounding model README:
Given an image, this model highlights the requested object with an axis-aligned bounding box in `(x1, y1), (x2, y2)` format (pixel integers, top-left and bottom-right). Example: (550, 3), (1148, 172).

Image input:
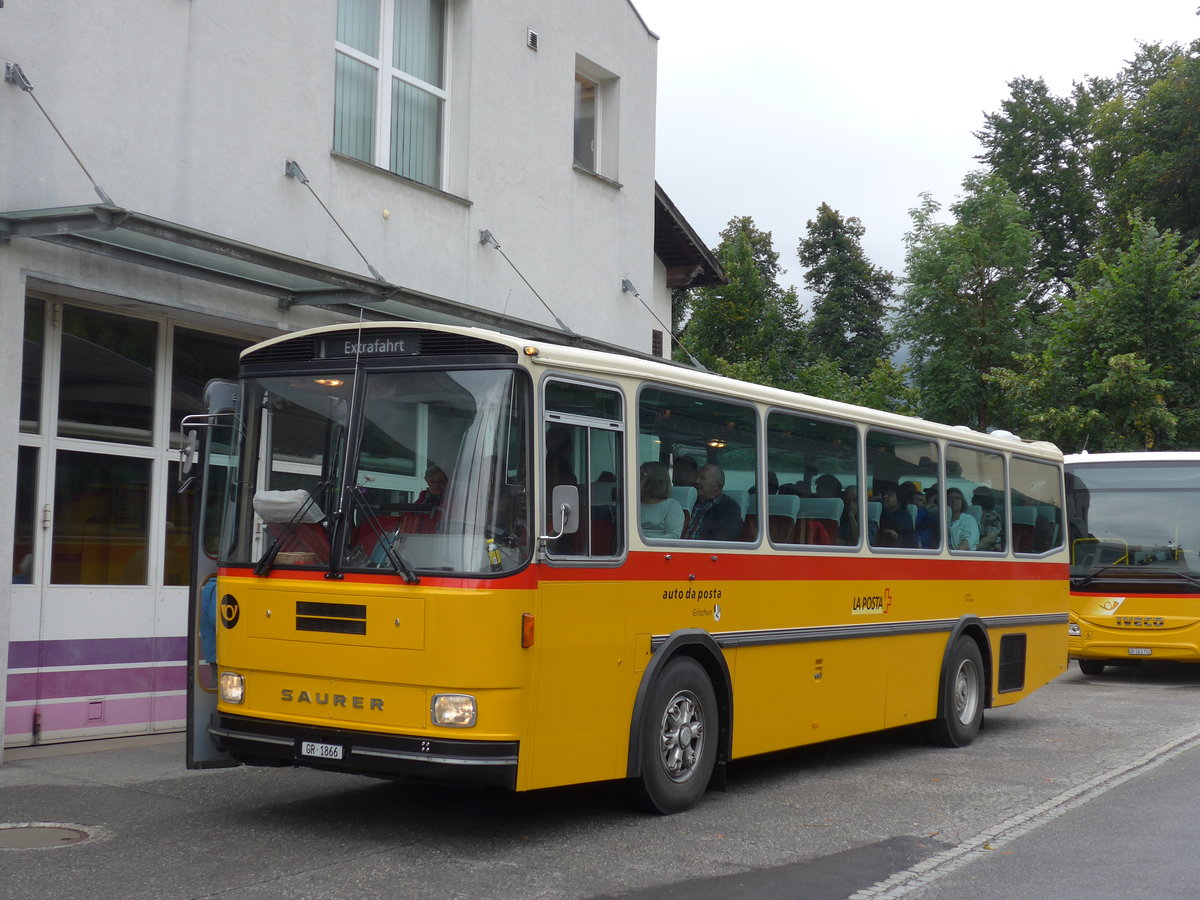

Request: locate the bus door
(182, 380), (239, 768)
(526, 379), (631, 786)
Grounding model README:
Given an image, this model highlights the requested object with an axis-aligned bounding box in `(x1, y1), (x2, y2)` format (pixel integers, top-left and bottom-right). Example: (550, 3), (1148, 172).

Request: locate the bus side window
(945, 445), (1006, 553)
(1011, 457), (1064, 555)
(865, 431), (939, 551)
(766, 410), (859, 546)
(637, 386), (757, 543)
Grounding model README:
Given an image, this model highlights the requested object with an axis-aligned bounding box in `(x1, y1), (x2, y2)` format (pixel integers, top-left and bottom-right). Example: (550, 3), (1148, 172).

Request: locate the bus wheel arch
(927, 618), (990, 748)
(626, 630), (732, 814)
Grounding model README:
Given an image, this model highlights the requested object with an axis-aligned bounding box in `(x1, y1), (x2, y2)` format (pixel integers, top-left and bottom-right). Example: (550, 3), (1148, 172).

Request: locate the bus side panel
(522, 580), (630, 791)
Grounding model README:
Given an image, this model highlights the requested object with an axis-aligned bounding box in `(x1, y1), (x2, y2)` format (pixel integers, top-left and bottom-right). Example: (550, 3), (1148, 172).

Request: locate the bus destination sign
(318, 334), (422, 359)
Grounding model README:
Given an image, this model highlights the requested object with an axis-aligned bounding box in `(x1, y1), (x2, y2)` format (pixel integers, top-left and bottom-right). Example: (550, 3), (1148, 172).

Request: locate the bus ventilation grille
(244, 338), (317, 365)
(296, 601), (367, 635)
(997, 633), (1027, 693)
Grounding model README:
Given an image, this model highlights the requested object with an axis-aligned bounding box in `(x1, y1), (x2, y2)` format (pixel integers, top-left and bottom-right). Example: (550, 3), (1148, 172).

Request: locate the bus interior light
(219, 672), (245, 704)
(432, 694), (477, 727)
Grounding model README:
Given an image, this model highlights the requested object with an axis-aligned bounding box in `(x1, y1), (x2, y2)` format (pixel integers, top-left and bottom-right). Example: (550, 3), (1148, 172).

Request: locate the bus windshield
(222, 366), (531, 577)
(1066, 460), (1200, 591)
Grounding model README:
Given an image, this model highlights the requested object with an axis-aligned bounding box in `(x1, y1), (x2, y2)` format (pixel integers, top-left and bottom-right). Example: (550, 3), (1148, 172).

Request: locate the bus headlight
(1068, 623), (1081, 637)
(431, 694), (477, 727)
(219, 672), (245, 704)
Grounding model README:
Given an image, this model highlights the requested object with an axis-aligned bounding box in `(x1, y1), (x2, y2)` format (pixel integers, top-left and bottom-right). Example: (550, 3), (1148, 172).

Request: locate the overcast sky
(633, 0), (1200, 296)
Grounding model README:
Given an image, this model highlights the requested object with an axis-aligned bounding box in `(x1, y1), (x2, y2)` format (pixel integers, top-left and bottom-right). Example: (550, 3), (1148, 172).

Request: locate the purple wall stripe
(7, 636), (187, 669)
(6, 665), (187, 702)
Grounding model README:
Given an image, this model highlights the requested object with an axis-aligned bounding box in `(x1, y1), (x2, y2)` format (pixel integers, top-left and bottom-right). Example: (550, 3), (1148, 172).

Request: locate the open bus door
(182, 380), (239, 769)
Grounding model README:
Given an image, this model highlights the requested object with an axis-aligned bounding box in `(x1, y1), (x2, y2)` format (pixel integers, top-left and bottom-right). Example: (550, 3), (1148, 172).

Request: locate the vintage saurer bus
(184, 322), (1069, 813)
(1065, 452), (1200, 673)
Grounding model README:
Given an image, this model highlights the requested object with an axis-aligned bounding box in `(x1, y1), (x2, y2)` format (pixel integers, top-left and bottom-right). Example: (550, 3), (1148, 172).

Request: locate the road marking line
(847, 724), (1200, 899)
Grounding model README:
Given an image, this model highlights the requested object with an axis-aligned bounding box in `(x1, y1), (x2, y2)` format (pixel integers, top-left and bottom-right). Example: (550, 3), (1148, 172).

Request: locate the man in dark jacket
(685, 464), (743, 541)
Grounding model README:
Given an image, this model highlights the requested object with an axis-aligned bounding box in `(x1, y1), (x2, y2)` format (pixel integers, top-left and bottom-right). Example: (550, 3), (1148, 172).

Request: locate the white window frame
(335, 0), (450, 189)
(574, 55), (619, 183)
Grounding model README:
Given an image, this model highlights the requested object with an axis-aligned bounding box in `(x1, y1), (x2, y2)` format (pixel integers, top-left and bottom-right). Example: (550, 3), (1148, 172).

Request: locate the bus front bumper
(210, 713), (519, 790)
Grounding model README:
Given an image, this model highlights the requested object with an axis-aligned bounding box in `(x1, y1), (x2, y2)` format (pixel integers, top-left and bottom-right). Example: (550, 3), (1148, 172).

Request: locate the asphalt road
(2, 660), (1200, 899)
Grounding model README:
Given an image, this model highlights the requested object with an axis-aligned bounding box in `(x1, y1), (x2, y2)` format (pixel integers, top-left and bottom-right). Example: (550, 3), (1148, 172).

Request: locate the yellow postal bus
(185, 322), (1068, 812)
(1066, 452), (1200, 673)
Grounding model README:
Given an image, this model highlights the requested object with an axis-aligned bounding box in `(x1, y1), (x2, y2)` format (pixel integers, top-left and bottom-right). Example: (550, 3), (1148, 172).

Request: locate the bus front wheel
(635, 656), (718, 814)
(926, 635), (985, 748)
(1078, 659), (1106, 676)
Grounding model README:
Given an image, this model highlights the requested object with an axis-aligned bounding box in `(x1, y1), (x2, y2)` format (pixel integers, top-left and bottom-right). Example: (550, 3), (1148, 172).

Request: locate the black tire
(926, 635), (986, 748)
(634, 656), (719, 814)
(1078, 658), (1106, 676)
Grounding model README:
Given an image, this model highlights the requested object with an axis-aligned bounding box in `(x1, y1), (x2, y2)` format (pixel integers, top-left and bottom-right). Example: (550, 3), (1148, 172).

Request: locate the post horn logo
(219, 594), (240, 629)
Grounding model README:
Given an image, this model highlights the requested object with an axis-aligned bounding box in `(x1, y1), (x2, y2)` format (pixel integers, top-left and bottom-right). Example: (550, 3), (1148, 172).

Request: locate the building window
(574, 57), (619, 181)
(651, 330), (663, 358)
(20, 297), (44, 434)
(58, 305), (158, 446)
(573, 73), (598, 172)
(335, 0), (447, 188)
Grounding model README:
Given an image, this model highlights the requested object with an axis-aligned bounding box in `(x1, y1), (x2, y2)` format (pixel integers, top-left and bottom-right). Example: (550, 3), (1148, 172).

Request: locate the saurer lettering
(281, 689), (384, 711)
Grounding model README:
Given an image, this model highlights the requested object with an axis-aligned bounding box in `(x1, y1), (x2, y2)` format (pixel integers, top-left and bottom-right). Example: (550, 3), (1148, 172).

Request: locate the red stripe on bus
(221, 553), (1064, 589)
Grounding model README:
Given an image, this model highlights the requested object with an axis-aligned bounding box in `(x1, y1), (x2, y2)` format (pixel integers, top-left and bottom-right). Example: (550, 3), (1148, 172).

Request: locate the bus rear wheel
(926, 635), (985, 748)
(1078, 659), (1106, 676)
(635, 656), (718, 814)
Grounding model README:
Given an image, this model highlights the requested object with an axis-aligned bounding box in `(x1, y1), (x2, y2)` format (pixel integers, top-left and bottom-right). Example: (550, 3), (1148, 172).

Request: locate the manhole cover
(0, 823), (92, 850)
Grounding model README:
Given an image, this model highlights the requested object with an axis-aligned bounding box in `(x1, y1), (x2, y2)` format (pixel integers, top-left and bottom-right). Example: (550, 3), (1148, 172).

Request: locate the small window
(865, 431), (940, 551)
(573, 73), (598, 172)
(573, 56), (619, 181)
(945, 445), (1006, 553)
(12, 446), (38, 584)
(544, 380), (624, 559)
(20, 296), (44, 434)
(766, 411), (859, 547)
(1010, 457), (1063, 555)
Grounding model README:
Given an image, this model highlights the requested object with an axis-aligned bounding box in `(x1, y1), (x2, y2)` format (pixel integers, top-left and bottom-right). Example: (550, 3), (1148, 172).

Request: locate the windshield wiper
(347, 488), (419, 584)
(253, 489), (325, 577)
(1073, 560), (1200, 591)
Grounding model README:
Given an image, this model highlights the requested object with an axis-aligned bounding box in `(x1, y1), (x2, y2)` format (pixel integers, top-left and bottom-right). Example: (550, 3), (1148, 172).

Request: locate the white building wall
(0, 0), (664, 350)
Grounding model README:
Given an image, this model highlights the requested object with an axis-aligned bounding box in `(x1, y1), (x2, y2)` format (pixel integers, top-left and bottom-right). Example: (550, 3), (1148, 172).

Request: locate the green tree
(1091, 41), (1200, 249)
(679, 217), (804, 387)
(992, 216), (1200, 450)
(899, 172), (1037, 430)
(797, 204), (894, 377)
(975, 77), (1098, 300)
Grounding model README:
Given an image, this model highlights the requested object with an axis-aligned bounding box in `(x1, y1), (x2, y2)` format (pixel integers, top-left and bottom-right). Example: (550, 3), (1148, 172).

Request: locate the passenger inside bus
(974, 486), (1004, 551)
(946, 487), (980, 550)
(684, 464), (743, 541)
(914, 486), (939, 549)
(875, 483), (916, 548)
(640, 462), (685, 539)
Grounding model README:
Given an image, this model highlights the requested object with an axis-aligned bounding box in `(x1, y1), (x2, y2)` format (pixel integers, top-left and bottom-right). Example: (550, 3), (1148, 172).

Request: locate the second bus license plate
(301, 740), (344, 760)
(1128, 648), (1152, 656)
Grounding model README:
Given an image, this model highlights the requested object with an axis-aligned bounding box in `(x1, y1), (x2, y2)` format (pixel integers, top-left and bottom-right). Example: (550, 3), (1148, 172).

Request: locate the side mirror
(550, 484), (579, 536)
(179, 429), (199, 477)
